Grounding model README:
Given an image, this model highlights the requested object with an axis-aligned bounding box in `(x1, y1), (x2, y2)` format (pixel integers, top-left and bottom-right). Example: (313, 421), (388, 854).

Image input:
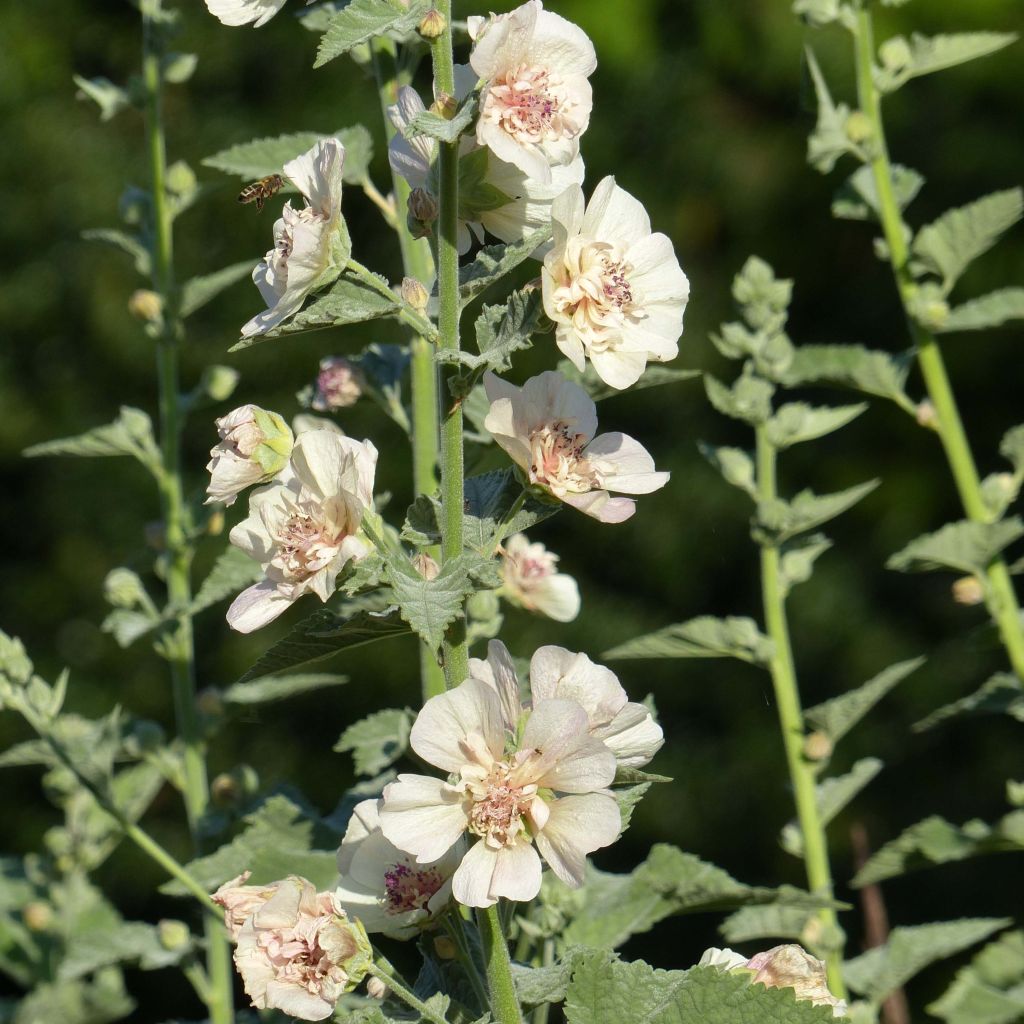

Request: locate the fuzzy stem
(141, 9), (234, 1024)
(477, 904), (524, 1024)
(756, 428), (847, 1000)
(431, 0), (469, 689)
(371, 37), (447, 702)
(851, 5), (1024, 679)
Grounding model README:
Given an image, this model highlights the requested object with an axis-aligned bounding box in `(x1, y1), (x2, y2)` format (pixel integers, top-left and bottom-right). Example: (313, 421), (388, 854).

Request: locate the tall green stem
(431, 1), (469, 689)
(371, 37), (447, 701)
(756, 429), (847, 1000)
(477, 905), (524, 1024)
(851, 5), (1024, 680)
(141, 9), (234, 1023)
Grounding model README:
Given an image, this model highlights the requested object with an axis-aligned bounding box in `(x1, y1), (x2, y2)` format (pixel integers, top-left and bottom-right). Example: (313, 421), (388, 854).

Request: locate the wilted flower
(335, 798), (462, 939)
(205, 404), (294, 507)
(215, 874), (371, 1021)
(204, 0), (312, 27)
(483, 370), (669, 523)
(227, 430), (377, 632)
(469, 1), (596, 182)
(543, 176), (690, 390)
(499, 533), (580, 622)
(388, 84), (584, 255)
(378, 674), (621, 908)
(311, 357), (364, 411)
(242, 139), (350, 338)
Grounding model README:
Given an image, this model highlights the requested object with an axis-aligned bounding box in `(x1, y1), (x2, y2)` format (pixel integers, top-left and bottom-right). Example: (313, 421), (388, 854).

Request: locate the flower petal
(378, 774), (467, 863)
(451, 840), (500, 908)
(534, 793), (621, 887)
(586, 432), (670, 494)
(488, 841), (543, 903)
(226, 580), (293, 633)
(409, 676), (506, 772)
(529, 648), (626, 726)
(521, 699), (616, 792)
(467, 639), (522, 734)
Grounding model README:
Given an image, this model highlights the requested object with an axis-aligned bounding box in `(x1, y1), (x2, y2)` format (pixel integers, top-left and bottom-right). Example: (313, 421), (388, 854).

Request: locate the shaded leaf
(915, 672), (1024, 732)
(940, 288), (1024, 334)
(180, 261), (254, 318)
(315, 0), (429, 67)
(81, 228), (149, 275)
(765, 402), (867, 449)
(779, 534), (833, 597)
(757, 481), (879, 544)
(887, 518), (1024, 575)
(720, 904), (815, 945)
(462, 287), (543, 374)
(804, 46), (856, 174)
(24, 406), (160, 469)
(334, 708), (412, 776)
(779, 344), (913, 409)
(59, 921), (187, 980)
(190, 545), (263, 615)
(832, 164), (924, 221)
(604, 616), (773, 666)
(698, 443), (757, 500)
(459, 227), (552, 303)
(704, 373), (775, 425)
(928, 929), (1024, 1024)
(462, 468), (559, 555)
(223, 673), (349, 706)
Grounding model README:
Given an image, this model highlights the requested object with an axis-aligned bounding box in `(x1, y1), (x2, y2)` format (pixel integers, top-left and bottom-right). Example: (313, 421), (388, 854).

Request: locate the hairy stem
(756, 428), (847, 1000)
(431, 0), (469, 689)
(852, 5), (1024, 679)
(141, 9), (234, 1023)
(371, 37), (447, 702)
(477, 904), (524, 1024)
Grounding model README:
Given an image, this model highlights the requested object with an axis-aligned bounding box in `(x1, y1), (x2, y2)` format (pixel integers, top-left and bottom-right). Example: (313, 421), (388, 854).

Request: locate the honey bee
(237, 174), (284, 212)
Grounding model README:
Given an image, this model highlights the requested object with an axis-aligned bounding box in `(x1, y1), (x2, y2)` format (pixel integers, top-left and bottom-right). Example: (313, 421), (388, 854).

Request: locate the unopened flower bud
(413, 553), (440, 580)
(158, 919), (191, 951)
(803, 730), (832, 762)
(312, 357), (365, 411)
(207, 508), (225, 536)
(23, 901), (54, 932)
(129, 289), (163, 322)
(879, 36), (912, 71)
(205, 405), (293, 507)
(844, 111), (872, 145)
(127, 719), (166, 754)
(401, 277), (430, 314)
(211, 764), (260, 808)
(407, 188), (439, 240)
(952, 575), (985, 606)
(166, 159), (197, 196)
(916, 400), (937, 430)
(197, 688), (225, 718)
(200, 364), (240, 403)
(433, 935), (457, 959)
(366, 976), (388, 1000)
(746, 944), (846, 1017)
(418, 8), (446, 39)
(104, 568), (147, 609)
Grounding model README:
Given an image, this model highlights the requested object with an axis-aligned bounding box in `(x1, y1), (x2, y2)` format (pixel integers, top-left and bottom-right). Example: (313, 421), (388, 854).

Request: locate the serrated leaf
(704, 373), (775, 425)
(758, 481), (879, 544)
(766, 402), (867, 449)
(180, 260), (254, 318)
(844, 919), (1011, 1004)
(615, 783), (650, 835)
(915, 672), (1024, 731)
(805, 657), (924, 744)
(557, 361), (700, 402)
(604, 616), (773, 666)
(832, 164), (924, 221)
(459, 227), (552, 303)
(720, 903), (816, 945)
(462, 287), (543, 374)
(804, 46), (856, 174)
(59, 921), (186, 980)
(315, 0), (430, 68)
(101, 609), (157, 649)
(222, 673), (349, 706)
(161, 795), (338, 896)
(462, 468), (559, 555)
(190, 545), (264, 615)
(939, 288), (1024, 334)
(237, 607), (409, 683)
(882, 33), (1018, 93)
(81, 227), (150, 275)
(407, 93), (479, 144)
(698, 443), (757, 499)
(928, 930), (1024, 1024)
(779, 534), (833, 597)
(912, 189), (1024, 290)
(24, 406), (160, 469)
(852, 813), (1024, 887)
(334, 708), (412, 776)
(513, 949), (592, 1006)
(780, 344), (913, 408)
(887, 518), (1024, 575)
(203, 126), (373, 185)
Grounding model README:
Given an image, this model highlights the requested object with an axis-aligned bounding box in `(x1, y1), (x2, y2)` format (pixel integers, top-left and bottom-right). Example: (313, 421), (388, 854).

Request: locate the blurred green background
(1, 0), (1023, 1018)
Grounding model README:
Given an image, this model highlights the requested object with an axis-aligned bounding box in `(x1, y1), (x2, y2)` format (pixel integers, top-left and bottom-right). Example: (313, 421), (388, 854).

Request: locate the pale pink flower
(543, 176), (690, 390)
(378, 675), (620, 908)
(469, 1), (596, 182)
(499, 533), (580, 622)
(204, 0), (313, 28)
(205, 405), (293, 507)
(311, 357), (364, 411)
(212, 871), (278, 940)
(483, 370), (669, 523)
(227, 430), (377, 633)
(335, 798), (463, 939)
(218, 875), (371, 1021)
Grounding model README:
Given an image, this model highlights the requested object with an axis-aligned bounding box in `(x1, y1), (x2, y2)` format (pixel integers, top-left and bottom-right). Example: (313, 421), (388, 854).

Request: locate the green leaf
(804, 657), (924, 744)
(615, 783), (651, 835)
(334, 708), (413, 776)
(704, 373), (775, 425)
(939, 288), (1024, 334)
(804, 46), (857, 174)
(180, 260), (254, 318)
(459, 227), (552, 303)
(407, 93), (479, 144)
(782, 758), (883, 857)
(101, 609), (157, 649)
(779, 534), (833, 597)
(222, 673), (349, 706)
(852, 814), (1024, 887)
(13, 972), (135, 1024)
(720, 903), (816, 945)
(765, 402), (867, 449)
(912, 189), (1024, 291)
(81, 227), (149, 275)
(59, 921), (186, 980)
(190, 546), (263, 615)
(1000, 426), (1024, 476)
(24, 406), (160, 470)
(236, 607), (410, 683)
(698, 443), (757, 499)
(928, 930), (1024, 1024)
(315, 0), (430, 67)
(844, 919), (1012, 1004)
(464, 287), (544, 374)
(462, 468), (559, 555)
(879, 33), (1018, 93)
(162, 795), (338, 895)
(73, 75), (132, 122)
(162, 51), (198, 85)
(780, 344), (913, 408)
(565, 956), (838, 1024)
(513, 949), (592, 1007)
(231, 271), (400, 349)
(604, 616), (773, 666)
(887, 518), (1024, 575)
(915, 672), (1024, 732)
(832, 164), (924, 221)
(558, 361), (700, 402)
(203, 126), (374, 185)
(757, 481), (879, 544)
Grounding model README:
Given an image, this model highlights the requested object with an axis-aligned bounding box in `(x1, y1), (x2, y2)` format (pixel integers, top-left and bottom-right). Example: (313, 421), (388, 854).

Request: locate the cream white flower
(469, 1), (596, 182)
(204, 0), (312, 28)
(499, 533), (580, 622)
(483, 370), (669, 523)
(388, 84), (584, 255)
(335, 798), (462, 939)
(205, 404), (294, 507)
(227, 430), (377, 633)
(543, 176), (690, 390)
(242, 139), (350, 338)
(378, 675), (620, 908)
(698, 947), (751, 971)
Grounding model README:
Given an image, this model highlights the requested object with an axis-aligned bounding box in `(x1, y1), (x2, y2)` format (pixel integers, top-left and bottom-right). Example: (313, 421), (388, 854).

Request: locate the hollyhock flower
(387, 85), (584, 255)
(213, 871), (278, 939)
(242, 139), (350, 338)
(205, 405), (293, 507)
(335, 798), (462, 939)
(499, 533), (580, 622)
(311, 356), (364, 411)
(483, 370), (669, 523)
(378, 676), (620, 908)
(204, 0), (313, 28)
(469, 1), (596, 182)
(227, 430), (377, 633)
(214, 874), (371, 1021)
(543, 177), (690, 390)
